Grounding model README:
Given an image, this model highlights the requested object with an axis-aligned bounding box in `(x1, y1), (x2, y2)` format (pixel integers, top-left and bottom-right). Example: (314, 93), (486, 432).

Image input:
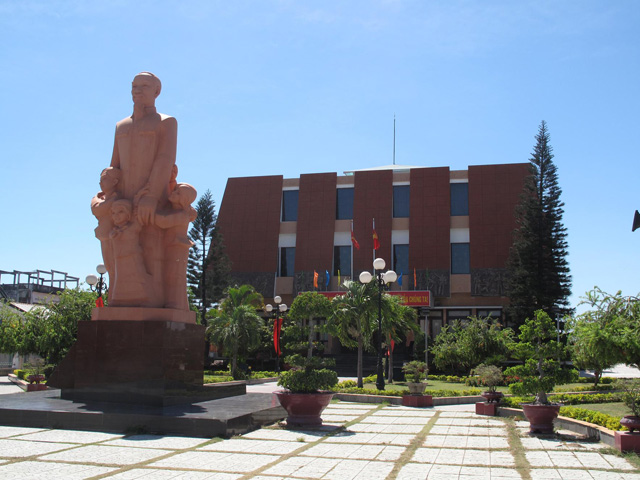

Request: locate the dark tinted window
(451, 243), (470, 274)
(336, 188), (354, 220)
(333, 246), (351, 276)
(393, 185), (410, 218)
(393, 244), (409, 275)
(282, 190), (298, 221)
(279, 247), (295, 277)
(450, 183), (469, 216)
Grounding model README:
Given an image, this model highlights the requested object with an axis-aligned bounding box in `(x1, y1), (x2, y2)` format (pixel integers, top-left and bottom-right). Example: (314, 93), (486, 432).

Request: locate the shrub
(616, 379), (640, 416)
(14, 369), (25, 380)
(278, 368), (338, 393)
(402, 361), (428, 383)
(471, 364), (504, 392)
(559, 406), (623, 431)
(338, 380), (357, 389)
(363, 374), (377, 384)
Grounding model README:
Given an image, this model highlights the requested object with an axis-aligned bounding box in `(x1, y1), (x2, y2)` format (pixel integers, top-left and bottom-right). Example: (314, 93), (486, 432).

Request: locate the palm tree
(381, 294), (418, 383)
(327, 280), (377, 388)
(206, 284), (264, 379)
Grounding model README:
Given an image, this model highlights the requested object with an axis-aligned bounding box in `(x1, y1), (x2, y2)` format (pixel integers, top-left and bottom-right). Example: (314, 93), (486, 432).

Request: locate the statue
(91, 72), (197, 314)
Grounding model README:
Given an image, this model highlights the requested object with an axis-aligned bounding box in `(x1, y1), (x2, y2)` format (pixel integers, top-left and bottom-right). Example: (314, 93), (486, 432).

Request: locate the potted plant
(505, 310), (573, 434)
(402, 360), (428, 394)
(617, 379), (640, 433)
(25, 359), (47, 391)
(473, 364), (504, 403)
(276, 355), (338, 427)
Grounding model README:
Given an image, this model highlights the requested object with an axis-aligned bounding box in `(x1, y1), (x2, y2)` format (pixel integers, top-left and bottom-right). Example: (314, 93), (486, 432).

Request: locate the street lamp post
(86, 264), (108, 307)
(265, 296), (287, 373)
(359, 258), (397, 391)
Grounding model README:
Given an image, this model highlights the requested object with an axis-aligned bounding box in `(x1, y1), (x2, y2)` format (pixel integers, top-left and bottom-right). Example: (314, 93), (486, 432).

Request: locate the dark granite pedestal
(49, 319), (234, 406)
(0, 389), (287, 438)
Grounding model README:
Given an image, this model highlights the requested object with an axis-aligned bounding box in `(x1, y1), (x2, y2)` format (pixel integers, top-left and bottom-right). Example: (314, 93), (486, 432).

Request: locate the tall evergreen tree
(507, 121), (572, 326)
(188, 190), (230, 319)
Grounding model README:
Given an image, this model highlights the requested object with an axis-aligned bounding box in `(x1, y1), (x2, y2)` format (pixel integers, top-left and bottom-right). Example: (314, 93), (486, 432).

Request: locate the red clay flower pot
(481, 391), (504, 404)
(275, 391), (334, 427)
(621, 415), (640, 433)
(522, 403), (561, 434)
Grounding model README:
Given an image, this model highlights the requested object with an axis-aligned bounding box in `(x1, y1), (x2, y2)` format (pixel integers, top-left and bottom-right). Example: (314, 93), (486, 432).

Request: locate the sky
(1, 0), (638, 313)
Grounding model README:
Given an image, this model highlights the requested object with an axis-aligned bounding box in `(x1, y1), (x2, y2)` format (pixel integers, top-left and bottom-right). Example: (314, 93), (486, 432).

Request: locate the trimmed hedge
(502, 393), (623, 408)
(333, 386), (482, 397)
(558, 406), (623, 431)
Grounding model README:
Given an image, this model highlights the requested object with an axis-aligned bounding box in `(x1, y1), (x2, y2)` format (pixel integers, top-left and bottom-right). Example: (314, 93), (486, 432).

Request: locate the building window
(393, 244), (409, 276)
(450, 183), (469, 216)
(282, 190), (298, 222)
(447, 309), (472, 325)
(336, 188), (354, 220)
(333, 246), (351, 276)
(279, 247), (295, 277)
(393, 185), (410, 218)
(451, 243), (470, 274)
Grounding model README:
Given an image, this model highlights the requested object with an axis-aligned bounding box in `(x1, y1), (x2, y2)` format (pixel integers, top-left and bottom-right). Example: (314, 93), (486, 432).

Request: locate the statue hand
(137, 195), (157, 225)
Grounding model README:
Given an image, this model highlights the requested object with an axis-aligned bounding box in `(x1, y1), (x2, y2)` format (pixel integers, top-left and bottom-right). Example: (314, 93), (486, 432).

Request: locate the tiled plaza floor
(0, 402), (639, 479)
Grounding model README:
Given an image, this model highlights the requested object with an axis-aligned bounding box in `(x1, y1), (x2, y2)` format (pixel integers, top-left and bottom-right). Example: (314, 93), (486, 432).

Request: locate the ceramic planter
(522, 403), (561, 434)
(481, 391), (504, 404)
(27, 374), (45, 384)
(407, 382), (427, 395)
(621, 415), (640, 433)
(275, 391), (334, 427)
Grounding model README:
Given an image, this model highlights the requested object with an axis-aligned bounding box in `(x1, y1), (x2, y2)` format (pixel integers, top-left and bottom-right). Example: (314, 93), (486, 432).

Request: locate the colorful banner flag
(398, 271), (403, 286)
(325, 270), (330, 288)
(313, 270), (318, 288)
(273, 317), (283, 355)
(96, 296), (104, 308)
(338, 270), (341, 286)
(414, 268), (417, 290)
(350, 221), (360, 250)
(372, 218), (380, 250)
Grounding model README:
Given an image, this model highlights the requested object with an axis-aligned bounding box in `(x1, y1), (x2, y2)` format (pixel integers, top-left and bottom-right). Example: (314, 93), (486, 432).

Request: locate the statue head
(131, 72), (162, 107)
(169, 183), (197, 209)
(111, 199), (133, 227)
(100, 166), (122, 194)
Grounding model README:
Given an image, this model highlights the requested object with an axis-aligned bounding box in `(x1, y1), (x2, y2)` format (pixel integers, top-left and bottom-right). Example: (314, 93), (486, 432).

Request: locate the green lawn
(571, 402), (631, 418)
(366, 380), (487, 393)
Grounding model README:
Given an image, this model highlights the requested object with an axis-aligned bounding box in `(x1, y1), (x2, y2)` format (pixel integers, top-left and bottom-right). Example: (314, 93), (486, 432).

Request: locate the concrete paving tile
(429, 426), (508, 436)
(0, 438), (76, 458)
(198, 438), (304, 454)
(105, 468), (242, 479)
(322, 459), (394, 480)
(370, 409), (435, 417)
(328, 403), (376, 410)
(423, 434), (509, 449)
(0, 460), (117, 479)
(300, 442), (405, 461)
(573, 451), (617, 469)
(320, 414), (360, 423)
(395, 462), (432, 480)
(40, 444), (170, 465)
(361, 415), (430, 425)
(602, 453), (637, 470)
(411, 447), (440, 463)
(529, 469), (563, 479)
(348, 423), (423, 434)
(434, 448), (466, 465)
(241, 428), (329, 442)
(525, 451), (552, 467)
(149, 451), (280, 473)
(489, 451), (516, 466)
(261, 456), (340, 478)
(252, 476), (306, 480)
(547, 451), (588, 468)
(325, 431), (415, 445)
(103, 434), (210, 450)
(0, 426), (47, 438)
(322, 408), (370, 415)
(17, 429), (122, 444)
(463, 466), (522, 478)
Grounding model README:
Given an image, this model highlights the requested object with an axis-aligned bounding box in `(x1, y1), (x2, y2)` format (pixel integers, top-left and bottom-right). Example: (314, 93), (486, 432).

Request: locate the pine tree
(507, 121), (572, 327)
(188, 190), (230, 319)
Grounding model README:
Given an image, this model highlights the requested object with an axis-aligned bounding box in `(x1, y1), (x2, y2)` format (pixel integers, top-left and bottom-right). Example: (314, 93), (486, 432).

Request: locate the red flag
(350, 221), (360, 250)
(414, 268), (417, 290)
(96, 296), (104, 308)
(273, 317), (283, 355)
(372, 218), (380, 250)
(313, 270), (319, 288)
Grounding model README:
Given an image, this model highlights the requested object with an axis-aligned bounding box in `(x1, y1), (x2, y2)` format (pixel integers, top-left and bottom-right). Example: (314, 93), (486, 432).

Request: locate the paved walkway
(0, 401), (638, 479)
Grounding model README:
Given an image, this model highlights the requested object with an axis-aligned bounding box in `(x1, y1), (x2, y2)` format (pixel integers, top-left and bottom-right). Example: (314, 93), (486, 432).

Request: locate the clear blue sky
(1, 1), (638, 312)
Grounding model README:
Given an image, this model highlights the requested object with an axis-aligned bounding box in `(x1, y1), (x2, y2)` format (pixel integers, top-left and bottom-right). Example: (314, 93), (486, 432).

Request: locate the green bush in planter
(278, 354), (338, 393)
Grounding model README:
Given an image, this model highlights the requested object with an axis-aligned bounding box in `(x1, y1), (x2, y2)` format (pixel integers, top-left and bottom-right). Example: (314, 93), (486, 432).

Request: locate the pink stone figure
(90, 167), (121, 290)
(109, 72), (178, 308)
(154, 183), (198, 310)
(108, 199), (155, 307)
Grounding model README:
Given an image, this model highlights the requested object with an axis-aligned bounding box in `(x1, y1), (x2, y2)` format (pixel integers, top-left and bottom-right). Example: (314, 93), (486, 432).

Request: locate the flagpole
(393, 115), (396, 166)
(372, 218), (376, 266)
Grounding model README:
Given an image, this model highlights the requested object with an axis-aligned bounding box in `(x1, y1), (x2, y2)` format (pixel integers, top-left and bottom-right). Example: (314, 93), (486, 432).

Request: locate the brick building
(216, 163), (530, 358)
